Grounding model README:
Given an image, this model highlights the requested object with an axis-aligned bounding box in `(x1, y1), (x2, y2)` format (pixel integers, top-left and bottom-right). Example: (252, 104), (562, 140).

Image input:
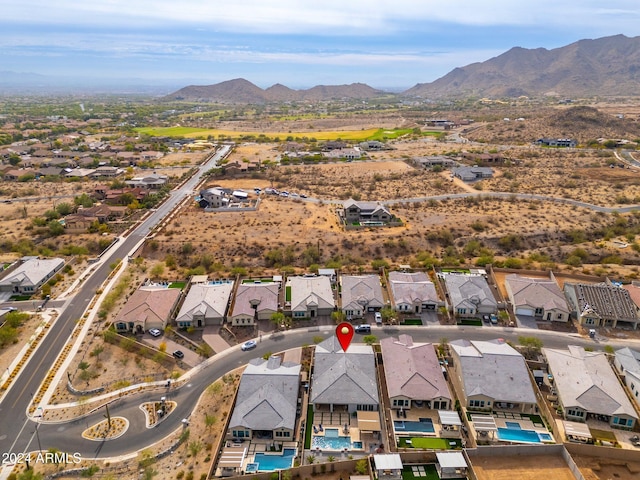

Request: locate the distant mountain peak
(166, 78), (386, 103)
(403, 34), (640, 98)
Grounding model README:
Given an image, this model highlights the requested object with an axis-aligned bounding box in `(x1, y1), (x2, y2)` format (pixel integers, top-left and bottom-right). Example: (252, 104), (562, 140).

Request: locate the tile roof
(506, 274), (569, 312)
(544, 346), (637, 419)
(176, 283), (234, 322)
(287, 276), (334, 312)
(310, 336), (379, 406)
(450, 339), (536, 404)
(443, 273), (497, 311)
(231, 282), (279, 318)
(388, 271), (439, 306)
(228, 356), (300, 431)
(380, 335), (451, 402)
(115, 287), (181, 326)
(341, 274), (384, 311)
(0, 258), (64, 288)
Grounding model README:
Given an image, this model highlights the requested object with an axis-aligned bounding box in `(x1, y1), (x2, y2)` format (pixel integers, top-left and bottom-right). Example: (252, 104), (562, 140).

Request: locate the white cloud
(5, 1), (640, 34)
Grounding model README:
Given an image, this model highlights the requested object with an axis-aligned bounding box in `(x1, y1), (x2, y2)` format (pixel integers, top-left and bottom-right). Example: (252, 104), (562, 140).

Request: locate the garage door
(516, 307), (534, 316)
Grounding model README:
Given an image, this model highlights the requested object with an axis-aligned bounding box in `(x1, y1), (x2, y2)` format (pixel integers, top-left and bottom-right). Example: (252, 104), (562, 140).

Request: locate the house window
(584, 318), (595, 325)
(457, 308), (466, 315)
(294, 311), (305, 318)
(469, 400), (485, 408)
(557, 313), (563, 320)
(392, 399), (408, 407)
(177, 321), (191, 328)
(534, 308), (544, 315)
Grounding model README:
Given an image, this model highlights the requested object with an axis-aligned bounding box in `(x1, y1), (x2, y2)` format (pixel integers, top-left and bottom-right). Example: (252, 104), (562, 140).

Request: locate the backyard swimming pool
(252, 448), (296, 471)
(311, 427), (364, 450)
(394, 418), (435, 433)
(497, 427), (553, 444)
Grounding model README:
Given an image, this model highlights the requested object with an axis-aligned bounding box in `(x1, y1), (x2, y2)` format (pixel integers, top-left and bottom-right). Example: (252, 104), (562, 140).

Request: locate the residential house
(442, 272), (497, 317)
(451, 166), (494, 182)
(564, 279), (640, 329)
(174, 282), (234, 327)
(388, 271), (441, 313)
(77, 204), (127, 223)
(113, 286), (181, 333)
(342, 199), (393, 225)
(229, 282), (279, 326)
(544, 346), (637, 429)
(613, 347), (640, 408)
(460, 152), (505, 164)
(340, 274), (384, 319)
(125, 172), (169, 189)
(199, 187), (232, 208)
(310, 336), (379, 413)
(0, 257), (65, 295)
(286, 275), (334, 319)
(449, 339), (538, 413)
(63, 214), (95, 232)
(381, 335), (452, 411)
(36, 166), (67, 178)
(103, 188), (146, 205)
(89, 166), (121, 178)
(359, 141), (387, 151)
(413, 156), (458, 169)
(227, 356), (300, 442)
(505, 273), (570, 322)
(324, 147), (362, 160)
(4, 169), (35, 181)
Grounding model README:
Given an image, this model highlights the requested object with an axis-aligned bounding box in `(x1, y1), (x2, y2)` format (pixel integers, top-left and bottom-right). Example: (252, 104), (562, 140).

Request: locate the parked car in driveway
(490, 314), (498, 325)
(149, 328), (162, 337)
(241, 340), (257, 351)
(482, 315), (491, 324)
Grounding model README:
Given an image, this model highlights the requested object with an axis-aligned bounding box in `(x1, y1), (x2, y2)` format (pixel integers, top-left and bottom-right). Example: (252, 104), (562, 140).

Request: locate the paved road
(24, 324), (640, 458)
(0, 145), (230, 459)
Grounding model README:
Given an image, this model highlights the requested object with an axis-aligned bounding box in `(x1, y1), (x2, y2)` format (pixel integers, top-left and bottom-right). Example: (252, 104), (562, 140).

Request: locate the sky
(2, 1), (640, 91)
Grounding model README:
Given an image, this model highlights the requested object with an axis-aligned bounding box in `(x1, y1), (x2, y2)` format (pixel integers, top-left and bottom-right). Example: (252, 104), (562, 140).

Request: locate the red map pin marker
(336, 322), (354, 352)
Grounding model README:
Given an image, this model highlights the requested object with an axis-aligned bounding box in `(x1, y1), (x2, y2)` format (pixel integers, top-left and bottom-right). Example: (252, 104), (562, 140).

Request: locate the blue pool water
(324, 428), (340, 438)
(497, 427), (552, 444)
(394, 418), (435, 433)
(505, 421), (521, 429)
(253, 448), (296, 471)
(312, 435), (352, 450)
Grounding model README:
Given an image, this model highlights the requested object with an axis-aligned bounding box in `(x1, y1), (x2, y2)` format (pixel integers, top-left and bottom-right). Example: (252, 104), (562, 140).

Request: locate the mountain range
(165, 78), (385, 103)
(167, 34), (640, 102)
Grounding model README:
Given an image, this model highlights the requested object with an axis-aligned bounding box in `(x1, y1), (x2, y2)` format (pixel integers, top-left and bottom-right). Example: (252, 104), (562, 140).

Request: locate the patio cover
(436, 452), (467, 469)
(438, 410), (462, 426)
(357, 410), (382, 432)
(218, 446), (246, 469)
(563, 420), (592, 440)
(471, 414), (497, 431)
(374, 453), (403, 470)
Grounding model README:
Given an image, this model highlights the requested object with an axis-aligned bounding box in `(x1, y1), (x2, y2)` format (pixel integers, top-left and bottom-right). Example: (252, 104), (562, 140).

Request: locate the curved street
(29, 325), (640, 458)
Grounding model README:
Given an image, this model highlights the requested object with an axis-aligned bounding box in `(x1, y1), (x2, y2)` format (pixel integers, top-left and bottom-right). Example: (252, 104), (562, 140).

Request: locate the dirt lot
(471, 454), (577, 480)
(573, 455), (640, 480)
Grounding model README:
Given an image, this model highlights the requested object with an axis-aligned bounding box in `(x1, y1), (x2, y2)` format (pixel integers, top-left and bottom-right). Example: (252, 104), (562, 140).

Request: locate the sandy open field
(471, 455), (577, 480)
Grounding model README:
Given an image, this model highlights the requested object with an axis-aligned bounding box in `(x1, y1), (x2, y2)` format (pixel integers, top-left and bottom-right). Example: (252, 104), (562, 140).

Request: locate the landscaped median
(82, 416), (129, 441)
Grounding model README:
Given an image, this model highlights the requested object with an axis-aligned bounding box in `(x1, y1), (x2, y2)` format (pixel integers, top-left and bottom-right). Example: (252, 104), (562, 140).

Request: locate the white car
(148, 328), (162, 337)
(241, 340), (257, 351)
